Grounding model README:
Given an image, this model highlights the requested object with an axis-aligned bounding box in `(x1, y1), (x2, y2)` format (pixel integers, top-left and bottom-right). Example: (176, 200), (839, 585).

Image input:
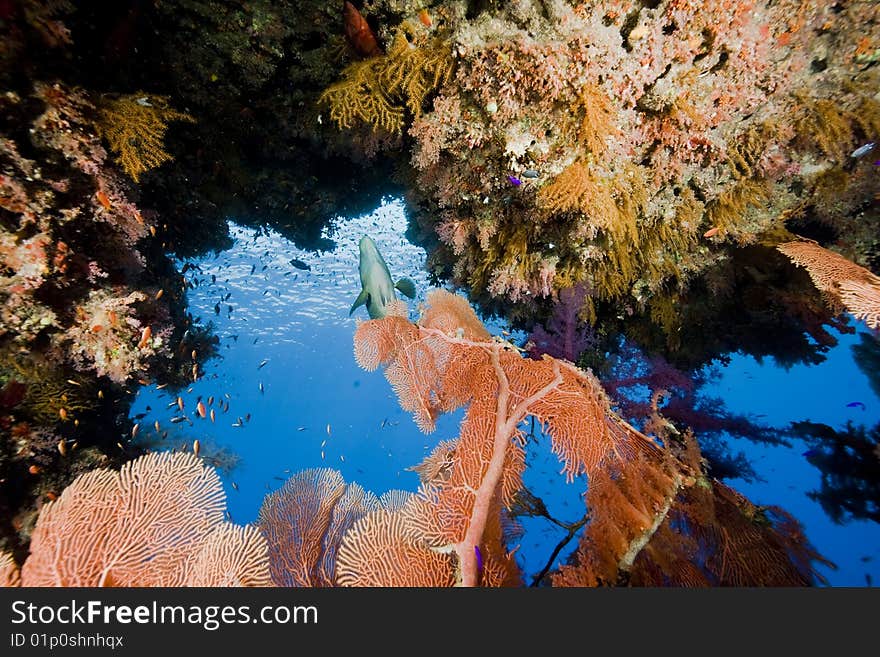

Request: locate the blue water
(703, 332), (880, 586)
(128, 197), (879, 586)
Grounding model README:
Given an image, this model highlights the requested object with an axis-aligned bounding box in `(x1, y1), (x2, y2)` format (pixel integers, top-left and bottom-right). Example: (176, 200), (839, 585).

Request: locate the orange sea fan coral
(257, 468), (379, 587)
(185, 524), (274, 587)
(336, 508), (456, 587)
(777, 241), (880, 329)
(19, 451), (271, 586)
(349, 289), (661, 586)
(0, 551), (20, 587)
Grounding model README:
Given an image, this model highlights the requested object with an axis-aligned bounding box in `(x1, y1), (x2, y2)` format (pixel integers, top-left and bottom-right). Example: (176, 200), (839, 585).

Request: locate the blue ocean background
(128, 198), (880, 587)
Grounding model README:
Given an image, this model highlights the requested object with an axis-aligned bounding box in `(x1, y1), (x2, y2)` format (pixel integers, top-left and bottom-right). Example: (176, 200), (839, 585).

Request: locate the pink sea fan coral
(19, 451), (272, 587)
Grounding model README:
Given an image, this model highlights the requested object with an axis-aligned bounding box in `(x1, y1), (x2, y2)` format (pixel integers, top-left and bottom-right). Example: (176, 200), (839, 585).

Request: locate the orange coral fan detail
(343, 1), (381, 58)
(552, 451), (680, 586)
(184, 525), (272, 586)
(257, 468), (378, 586)
(777, 241), (880, 329)
(408, 438), (457, 484)
(0, 551), (20, 587)
(20, 452), (270, 586)
(336, 508), (456, 586)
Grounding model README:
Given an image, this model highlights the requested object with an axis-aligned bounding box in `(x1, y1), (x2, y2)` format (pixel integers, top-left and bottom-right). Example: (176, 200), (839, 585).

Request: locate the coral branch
(350, 289), (661, 586)
(778, 241), (880, 329)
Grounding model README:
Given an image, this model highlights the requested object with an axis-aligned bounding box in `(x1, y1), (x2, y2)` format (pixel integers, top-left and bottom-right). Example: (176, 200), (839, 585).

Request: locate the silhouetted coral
(790, 420), (880, 525)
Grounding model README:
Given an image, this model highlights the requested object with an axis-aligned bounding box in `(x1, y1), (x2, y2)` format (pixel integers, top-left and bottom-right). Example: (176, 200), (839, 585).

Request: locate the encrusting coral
(380, 0), (880, 337)
(0, 80), (194, 557)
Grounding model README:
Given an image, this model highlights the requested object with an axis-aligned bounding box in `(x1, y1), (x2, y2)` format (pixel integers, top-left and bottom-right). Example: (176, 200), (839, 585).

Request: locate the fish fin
(395, 278), (417, 299)
(349, 288), (369, 316)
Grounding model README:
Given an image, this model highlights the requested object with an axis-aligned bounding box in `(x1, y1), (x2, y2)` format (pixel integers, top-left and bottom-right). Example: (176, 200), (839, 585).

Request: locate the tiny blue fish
(851, 142), (875, 158)
(522, 168), (540, 178)
(474, 545), (483, 572)
(507, 175), (522, 186)
(846, 401), (866, 410)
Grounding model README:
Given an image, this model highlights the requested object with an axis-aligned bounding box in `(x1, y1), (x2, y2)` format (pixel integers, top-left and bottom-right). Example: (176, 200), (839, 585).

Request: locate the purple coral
(527, 284), (596, 362)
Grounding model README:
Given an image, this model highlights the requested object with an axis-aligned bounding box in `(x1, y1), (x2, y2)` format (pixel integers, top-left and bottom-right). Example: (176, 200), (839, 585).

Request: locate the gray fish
(851, 142), (875, 158)
(522, 169), (540, 179)
(349, 236), (416, 319)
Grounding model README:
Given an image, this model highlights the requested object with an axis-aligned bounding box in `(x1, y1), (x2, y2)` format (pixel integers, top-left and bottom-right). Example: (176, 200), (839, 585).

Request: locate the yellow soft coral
(94, 93), (195, 182)
(320, 26), (454, 135)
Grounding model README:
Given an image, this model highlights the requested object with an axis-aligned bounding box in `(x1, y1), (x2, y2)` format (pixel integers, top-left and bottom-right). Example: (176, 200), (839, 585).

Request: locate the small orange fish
(96, 190), (111, 210)
(193, 439), (200, 457)
(108, 310), (119, 326)
(418, 8), (431, 27)
(91, 324), (103, 333)
(131, 423), (140, 439)
(177, 396), (185, 411)
(57, 440), (67, 456)
(45, 491), (57, 501)
(29, 465), (41, 475)
(209, 408), (216, 423)
(134, 210), (144, 225)
(191, 349), (197, 360)
(197, 401), (206, 418)
(155, 289), (164, 300)
(192, 364), (199, 381)
(149, 225), (157, 237)
(58, 407), (68, 421)
(154, 419), (161, 432)
(137, 326), (152, 349)
(703, 226), (721, 238)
